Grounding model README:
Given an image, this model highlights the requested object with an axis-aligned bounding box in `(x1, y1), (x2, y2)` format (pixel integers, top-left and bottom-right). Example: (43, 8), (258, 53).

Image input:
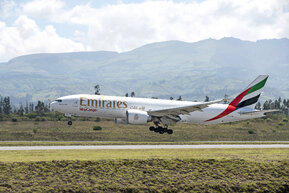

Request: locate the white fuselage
(50, 94), (264, 125)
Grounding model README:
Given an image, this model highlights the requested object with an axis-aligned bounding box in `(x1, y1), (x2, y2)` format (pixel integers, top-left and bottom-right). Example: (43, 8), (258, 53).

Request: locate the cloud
(0, 15), (84, 61)
(1, 0), (289, 61)
(21, 0), (64, 17)
(0, 0), (16, 19)
(66, 0), (289, 51)
(40, 0), (288, 52)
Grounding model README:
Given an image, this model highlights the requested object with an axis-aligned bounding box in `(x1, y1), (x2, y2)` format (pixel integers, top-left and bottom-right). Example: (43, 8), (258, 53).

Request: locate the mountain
(0, 37), (289, 103)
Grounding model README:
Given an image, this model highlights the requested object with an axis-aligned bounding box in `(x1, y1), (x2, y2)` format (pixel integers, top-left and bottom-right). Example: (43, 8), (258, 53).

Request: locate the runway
(0, 144), (289, 150)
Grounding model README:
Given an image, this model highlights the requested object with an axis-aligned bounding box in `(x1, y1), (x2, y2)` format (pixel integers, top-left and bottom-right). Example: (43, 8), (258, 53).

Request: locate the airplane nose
(50, 101), (57, 111)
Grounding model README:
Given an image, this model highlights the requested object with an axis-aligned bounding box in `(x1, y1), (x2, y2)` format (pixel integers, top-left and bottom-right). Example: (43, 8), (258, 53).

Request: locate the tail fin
(206, 75), (269, 122)
(230, 75), (268, 109)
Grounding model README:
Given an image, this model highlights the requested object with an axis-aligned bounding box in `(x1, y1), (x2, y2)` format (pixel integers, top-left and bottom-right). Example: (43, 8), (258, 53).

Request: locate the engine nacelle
(126, 109), (149, 125)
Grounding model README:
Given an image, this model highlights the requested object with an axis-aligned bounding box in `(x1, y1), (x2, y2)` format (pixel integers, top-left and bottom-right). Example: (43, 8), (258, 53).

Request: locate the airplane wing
(148, 99), (224, 118)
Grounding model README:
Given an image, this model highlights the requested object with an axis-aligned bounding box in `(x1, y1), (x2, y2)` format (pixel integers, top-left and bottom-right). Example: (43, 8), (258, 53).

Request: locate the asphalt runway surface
(0, 144), (289, 150)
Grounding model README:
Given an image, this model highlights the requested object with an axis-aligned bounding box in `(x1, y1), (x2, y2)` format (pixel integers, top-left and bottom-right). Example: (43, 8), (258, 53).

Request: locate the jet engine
(114, 109), (149, 125)
(126, 109), (149, 125)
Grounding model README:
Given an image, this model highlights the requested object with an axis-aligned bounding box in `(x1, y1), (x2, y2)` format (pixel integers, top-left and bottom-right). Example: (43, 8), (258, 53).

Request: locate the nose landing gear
(65, 114), (72, 126)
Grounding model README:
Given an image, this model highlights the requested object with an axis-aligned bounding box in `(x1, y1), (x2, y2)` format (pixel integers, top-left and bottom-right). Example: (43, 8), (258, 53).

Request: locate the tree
(35, 101), (50, 115)
(177, 96), (182, 101)
(255, 102), (261, 110)
(3, 97), (11, 114)
(35, 101), (45, 115)
(274, 97), (282, 109)
(130, 92), (135, 97)
(29, 103), (34, 112)
(94, 85), (100, 95)
(204, 96), (209, 102)
(17, 104), (24, 116)
(24, 102), (29, 114)
(282, 99), (287, 108)
(169, 97), (173, 100)
(263, 101), (270, 110)
(269, 99), (274, 109)
(125, 93), (129, 97)
(224, 94), (229, 104)
(0, 96), (3, 114)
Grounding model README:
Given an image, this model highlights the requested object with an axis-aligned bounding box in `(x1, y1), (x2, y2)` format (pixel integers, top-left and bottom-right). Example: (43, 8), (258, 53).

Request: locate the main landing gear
(149, 126), (173, 134)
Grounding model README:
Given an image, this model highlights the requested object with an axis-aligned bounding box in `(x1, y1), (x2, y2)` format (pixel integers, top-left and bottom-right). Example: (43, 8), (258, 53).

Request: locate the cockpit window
(56, 100), (62, 102)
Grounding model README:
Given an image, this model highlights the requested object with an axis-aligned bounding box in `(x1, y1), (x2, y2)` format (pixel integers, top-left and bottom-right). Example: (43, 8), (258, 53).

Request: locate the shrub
(95, 117), (101, 122)
(35, 116), (41, 122)
(21, 117), (29, 121)
(33, 128), (38, 134)
(278, 122), (284, 126)
(26, 112), (37, 119)
(248, 130), (255, 134)
(93, 126), (102, 131)
(11, 118), (17, 122)
(266, 118), (273, 122)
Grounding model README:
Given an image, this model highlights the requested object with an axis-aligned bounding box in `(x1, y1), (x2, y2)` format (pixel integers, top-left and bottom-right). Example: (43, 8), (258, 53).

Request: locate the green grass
(0, 146), (288, 192)
(0, 114), (289, 142)
(0, 158), (288, 192)
(0, 148), (288, 162)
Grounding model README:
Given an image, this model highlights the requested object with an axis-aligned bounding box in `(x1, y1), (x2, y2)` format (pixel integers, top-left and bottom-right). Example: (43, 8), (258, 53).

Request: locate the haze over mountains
(0, 37), (288, 103)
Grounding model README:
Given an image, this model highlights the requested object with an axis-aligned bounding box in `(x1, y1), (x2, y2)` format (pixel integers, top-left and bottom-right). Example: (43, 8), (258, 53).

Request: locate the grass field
(0, 115), (288, 192)
(0, 114), (289, 142)
(0, 155), (288, 192)
(0, 148), (288, 162)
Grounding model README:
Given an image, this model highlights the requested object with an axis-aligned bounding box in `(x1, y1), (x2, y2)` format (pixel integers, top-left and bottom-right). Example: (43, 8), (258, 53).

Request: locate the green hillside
(0, 37), (288, 103)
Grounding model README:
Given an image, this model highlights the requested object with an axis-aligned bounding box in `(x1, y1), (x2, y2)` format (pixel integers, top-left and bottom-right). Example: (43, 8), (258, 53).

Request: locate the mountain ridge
(0, 37), (288, 104)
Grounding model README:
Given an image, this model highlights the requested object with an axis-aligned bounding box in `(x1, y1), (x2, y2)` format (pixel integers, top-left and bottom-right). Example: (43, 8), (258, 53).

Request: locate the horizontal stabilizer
(239, 109), (280, 115)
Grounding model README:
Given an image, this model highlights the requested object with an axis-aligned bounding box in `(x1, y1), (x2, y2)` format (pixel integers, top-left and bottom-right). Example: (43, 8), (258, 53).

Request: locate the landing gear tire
(157, 126), (163, 133)
(149, 124), (173, 134)
(167, 129), (173, 134)
(156, 126), (167, 134)
(68, 121), (72, 125)
(149, 126), (155, 131)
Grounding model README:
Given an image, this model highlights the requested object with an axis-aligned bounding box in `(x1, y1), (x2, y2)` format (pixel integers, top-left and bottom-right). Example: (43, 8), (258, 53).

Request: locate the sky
(0, 0), (288, 62)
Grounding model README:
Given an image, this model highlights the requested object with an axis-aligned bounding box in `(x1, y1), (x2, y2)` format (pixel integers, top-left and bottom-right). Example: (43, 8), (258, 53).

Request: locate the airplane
(50, 75), (273, 134)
